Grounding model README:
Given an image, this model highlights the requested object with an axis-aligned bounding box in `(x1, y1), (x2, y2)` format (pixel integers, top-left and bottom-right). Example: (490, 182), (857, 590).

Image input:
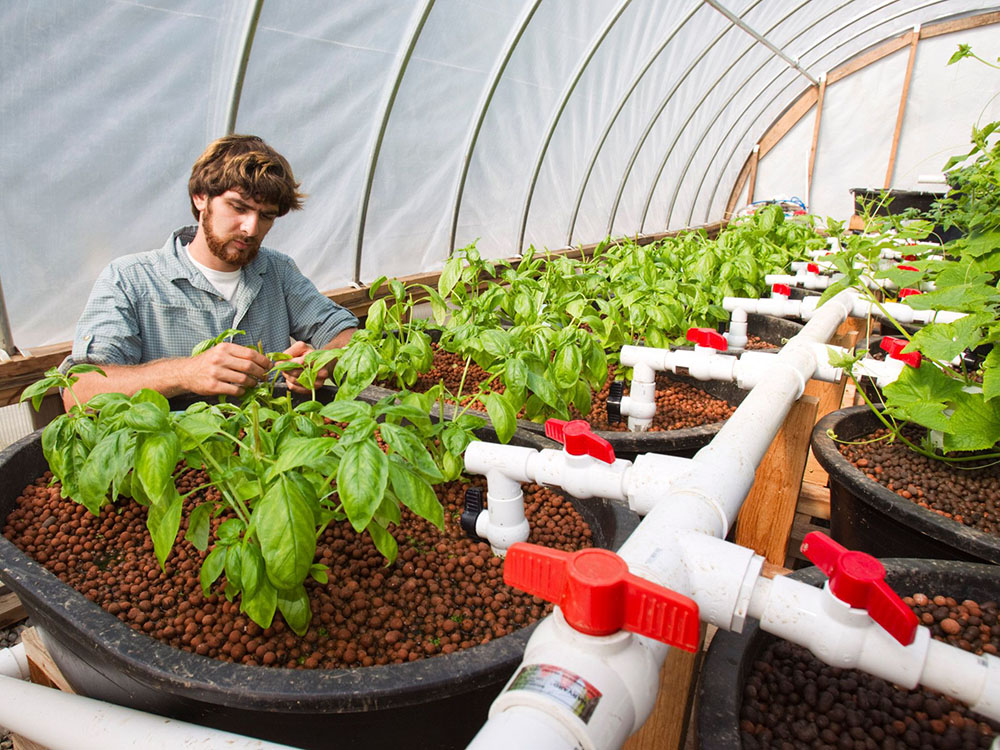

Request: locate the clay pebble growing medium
(392, 344), (735, 432)
(3, 471), (593, 670)
(739, 594), (1000, 749)
(837, 426), (1000, 536)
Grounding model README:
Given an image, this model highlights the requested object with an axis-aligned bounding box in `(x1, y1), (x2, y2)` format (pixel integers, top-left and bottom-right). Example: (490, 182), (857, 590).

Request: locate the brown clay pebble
(3, 471), (593, 670)
(739, 592), (1000, 748)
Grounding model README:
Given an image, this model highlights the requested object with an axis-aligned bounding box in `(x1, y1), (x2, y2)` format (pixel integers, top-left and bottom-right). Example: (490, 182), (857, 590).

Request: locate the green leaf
(526, 370), (566, 415)
(365, 297), (387, 336)
(484, 391), (517, 444)
(984, 348), (1000, 402)
(146, 484), (182, 569)
(388, 457), (443, 530)
(552, 343), (583, 390)
(366, 520), (399, 564)
(135, 431), (180, 503)
(76, 429), (130, 515)
(267, 437), (335, 479)
(333, 343), (379, 397)
(200, 546), (227, 596)
(319, 400), (372, 423)
(241, 579), (277, 629)
(255, 476), (317, 591)
(277, 584), (311, 636)
(174, 411), (223, 450)
(185, 503), (212, 551)
(337, 439), (389, 532)
(240, 542), (266, 600)
(378, 422), (444, 481)
(883, 364), (964, 431)
(124, 402), (170, 433)
(906, 315), (986, 363)
(943, 392), (1000, 452)
(439, 255), (463, 299)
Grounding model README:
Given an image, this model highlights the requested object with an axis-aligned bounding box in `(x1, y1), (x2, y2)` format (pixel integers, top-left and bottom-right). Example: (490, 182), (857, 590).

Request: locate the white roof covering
(1, 1), (997, 348)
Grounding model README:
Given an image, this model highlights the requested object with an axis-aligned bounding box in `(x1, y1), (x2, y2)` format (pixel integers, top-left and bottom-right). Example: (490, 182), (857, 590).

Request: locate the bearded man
(62, 135), (358, 408)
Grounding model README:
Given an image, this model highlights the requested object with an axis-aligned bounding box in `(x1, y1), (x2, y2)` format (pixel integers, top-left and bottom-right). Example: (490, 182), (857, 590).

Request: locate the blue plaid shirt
(66, 226), (358, 367)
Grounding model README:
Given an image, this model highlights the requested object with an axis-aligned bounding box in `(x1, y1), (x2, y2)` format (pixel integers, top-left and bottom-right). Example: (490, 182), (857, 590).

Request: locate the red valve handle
(800, 532), (918, 646)
(902, 254), (918, 261)
(503, 543), (701, 650)
(880, 337), (922, 368)
(686, 327), (727, 351)
(898, 288), (922, 299)
(897, 264), (919, 272)
(772, 283), (791, 297)
(806, 263), (821, 274)
(544, 419), (616, 464)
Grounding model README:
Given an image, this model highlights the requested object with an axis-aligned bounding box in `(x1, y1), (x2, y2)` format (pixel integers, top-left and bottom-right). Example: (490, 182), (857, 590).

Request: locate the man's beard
(203, 202), (260, 268)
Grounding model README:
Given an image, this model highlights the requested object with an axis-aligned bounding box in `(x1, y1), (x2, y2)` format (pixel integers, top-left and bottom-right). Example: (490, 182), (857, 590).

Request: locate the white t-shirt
(185, 246), (242, 302)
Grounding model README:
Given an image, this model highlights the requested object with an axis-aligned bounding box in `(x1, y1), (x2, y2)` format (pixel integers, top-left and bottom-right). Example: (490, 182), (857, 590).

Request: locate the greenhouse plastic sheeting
(1, 1), (997, 348)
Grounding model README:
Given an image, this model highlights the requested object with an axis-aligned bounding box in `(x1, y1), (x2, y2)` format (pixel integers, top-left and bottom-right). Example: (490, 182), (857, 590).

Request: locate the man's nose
(241, 212), (259, 236)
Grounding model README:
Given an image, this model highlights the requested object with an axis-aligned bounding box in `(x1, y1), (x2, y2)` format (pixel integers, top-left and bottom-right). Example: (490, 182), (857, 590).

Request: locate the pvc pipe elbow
(465, 442), (538, 485)
(620, 396), (656, 421)
(0, 645), (27, 680)
(476, 493), (530, 556)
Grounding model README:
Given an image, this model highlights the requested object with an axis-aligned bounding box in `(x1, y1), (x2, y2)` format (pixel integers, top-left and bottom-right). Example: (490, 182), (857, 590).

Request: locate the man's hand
(280, 340), (320, 394)
(183, 342), (272, 396)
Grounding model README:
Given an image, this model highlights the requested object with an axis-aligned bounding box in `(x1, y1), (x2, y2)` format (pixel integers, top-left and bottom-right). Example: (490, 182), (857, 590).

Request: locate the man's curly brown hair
(188, 134), (305, 219)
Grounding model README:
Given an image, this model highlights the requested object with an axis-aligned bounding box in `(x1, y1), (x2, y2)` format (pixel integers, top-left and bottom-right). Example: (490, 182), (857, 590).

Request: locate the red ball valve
(880, 337), (922, 368)
(771, 283), (791, 297)
(503, 542), (701, 651)
(686, 327), (727, 351)
(806, 263), (821, 274)
(545, 419), (616, 464)
(897, 264), (919, 272)
(800, 532), (919, 646)
(898, 288), (922, 299)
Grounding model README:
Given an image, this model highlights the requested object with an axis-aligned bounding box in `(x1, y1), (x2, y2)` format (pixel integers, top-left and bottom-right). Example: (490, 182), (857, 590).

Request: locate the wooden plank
(746, 145), (760, 206)
(12, 735), (50, 750)
(758, 88), (819, 158)
(884, 29), (920, 189)
(624, 624), (705, 750)
(735, 395), (820, 565)
(21, 627), (75, 695)
(0, 591), (27, 629)
(807, 75), (827, 204)
(797, 481), (831, 520)
(920, 10), (1000, 39)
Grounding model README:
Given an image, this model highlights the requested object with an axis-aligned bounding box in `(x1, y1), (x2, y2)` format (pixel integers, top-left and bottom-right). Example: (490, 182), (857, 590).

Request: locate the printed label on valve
(508, 663), (602, 723)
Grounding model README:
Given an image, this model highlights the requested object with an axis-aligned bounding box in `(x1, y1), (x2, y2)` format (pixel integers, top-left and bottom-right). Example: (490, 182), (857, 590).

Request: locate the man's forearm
(324, 327), (357, 349)
(62, 360), (193, 410)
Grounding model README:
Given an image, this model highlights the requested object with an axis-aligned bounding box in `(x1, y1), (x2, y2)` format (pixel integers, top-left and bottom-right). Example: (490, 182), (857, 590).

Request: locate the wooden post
(746, 144), (760, 206)
(807, 74), (827, 208)
(735, 395), (820, 565)
(884, 27), (920, 189)
(624, 624), (706, 750)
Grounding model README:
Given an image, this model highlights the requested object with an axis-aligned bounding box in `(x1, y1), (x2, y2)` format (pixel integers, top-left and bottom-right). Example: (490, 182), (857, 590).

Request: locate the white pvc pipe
(0, 670), (296, 750)
(0, 643), (28, 680)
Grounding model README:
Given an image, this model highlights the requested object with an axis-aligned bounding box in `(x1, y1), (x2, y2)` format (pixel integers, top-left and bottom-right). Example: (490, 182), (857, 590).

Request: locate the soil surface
(381, 345), (736, 432)
(740, 593), (1000, 748)
(838, 426), (1000, 537)
(3, 472), (593, 670)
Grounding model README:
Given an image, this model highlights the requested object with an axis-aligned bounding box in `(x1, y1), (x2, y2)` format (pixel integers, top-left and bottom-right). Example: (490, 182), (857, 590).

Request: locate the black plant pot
(697, 558), (999, 749)
(0, 428), (638, 750)
(811, 406), (1000, 565)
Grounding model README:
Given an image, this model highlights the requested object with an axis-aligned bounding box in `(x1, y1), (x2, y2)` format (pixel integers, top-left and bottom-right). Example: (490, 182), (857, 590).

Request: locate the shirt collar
(159, 225), (269, 281)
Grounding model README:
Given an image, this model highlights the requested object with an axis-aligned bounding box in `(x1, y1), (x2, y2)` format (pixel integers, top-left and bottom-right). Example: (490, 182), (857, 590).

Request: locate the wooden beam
(884, 28), (920, 189)
(746, 144), (760, 206)
(736, 395), (819, 565)
(725, 10), (1000, 210)
(807, 74), (827, 206)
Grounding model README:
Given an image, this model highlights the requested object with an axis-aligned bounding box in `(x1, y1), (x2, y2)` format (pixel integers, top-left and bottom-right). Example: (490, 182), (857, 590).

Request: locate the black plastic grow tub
(0, 427), (638, 750)
(811, 406), (1000, 565)
(697, 558), (999, 749)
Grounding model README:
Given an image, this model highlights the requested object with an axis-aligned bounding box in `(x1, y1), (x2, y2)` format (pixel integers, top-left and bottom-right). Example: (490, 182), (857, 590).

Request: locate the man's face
(196, 190), (278, 270)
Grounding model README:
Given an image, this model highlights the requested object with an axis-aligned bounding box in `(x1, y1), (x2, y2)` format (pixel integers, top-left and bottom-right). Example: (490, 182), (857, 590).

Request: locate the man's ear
(192, 193), (208, 215)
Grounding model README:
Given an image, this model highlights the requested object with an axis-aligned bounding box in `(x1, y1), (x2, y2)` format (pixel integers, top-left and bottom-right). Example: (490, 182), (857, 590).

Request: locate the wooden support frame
(726, 10), (1000, 216)
(807, 73), (827, 208)
(884, 28), (921, 189)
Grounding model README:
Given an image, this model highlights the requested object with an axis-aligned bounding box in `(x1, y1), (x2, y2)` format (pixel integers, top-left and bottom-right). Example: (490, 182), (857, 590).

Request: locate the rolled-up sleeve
(279, 257), (359, 347)
(66, 264), (143, 368)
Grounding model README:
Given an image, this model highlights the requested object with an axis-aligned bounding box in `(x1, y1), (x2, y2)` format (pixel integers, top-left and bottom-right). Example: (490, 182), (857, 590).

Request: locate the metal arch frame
(564, 1), (702, 247)
(693, 0), (903, 225)
(671, 0), (856, 229)
(515, 0), (634, 254)
(700, 0), (906, 221)
(637, 0), (809, 233)
(448, 0), (543, 256)
(702, 0), (953, 225)
(353, 0), (436, 284)
(223, 0), (266, 135)
(603, 3), (753, 239)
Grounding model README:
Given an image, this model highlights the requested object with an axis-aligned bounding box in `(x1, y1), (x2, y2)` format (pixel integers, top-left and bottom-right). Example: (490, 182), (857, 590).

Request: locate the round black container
(0, 428), (638, 750)
(698, 558), (999, 749)
(811, 406), (1000, 565)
